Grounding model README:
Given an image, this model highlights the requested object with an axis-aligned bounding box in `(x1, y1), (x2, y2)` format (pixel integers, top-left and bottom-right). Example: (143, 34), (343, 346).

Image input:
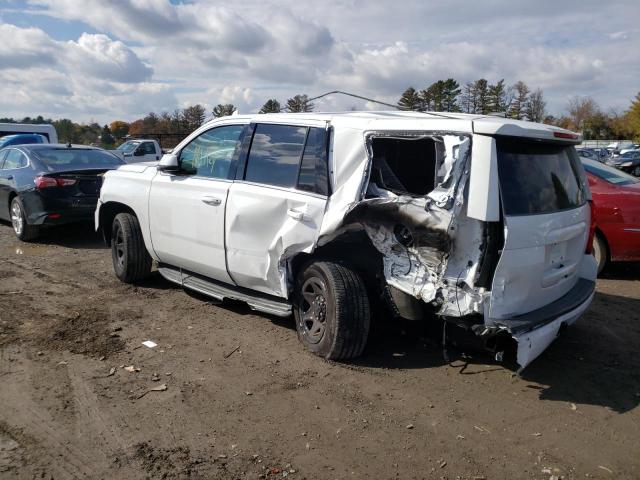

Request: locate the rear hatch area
(488, 137), (597, 367)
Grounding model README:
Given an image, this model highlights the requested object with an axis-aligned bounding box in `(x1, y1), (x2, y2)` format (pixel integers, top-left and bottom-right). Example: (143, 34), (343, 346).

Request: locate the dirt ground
(0, 222), (639, 480)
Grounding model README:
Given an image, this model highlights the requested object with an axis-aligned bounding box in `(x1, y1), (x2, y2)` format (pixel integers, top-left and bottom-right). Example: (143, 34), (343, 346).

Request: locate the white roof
(206, 111), (581, 143)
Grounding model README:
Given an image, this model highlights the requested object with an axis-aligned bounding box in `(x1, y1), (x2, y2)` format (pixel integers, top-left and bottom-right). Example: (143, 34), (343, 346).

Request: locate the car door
(148, 124), (246, 283)
(225, 122), (330, 298)
(0, 149), (27, 220)
(0, 149), (9, 219)
(139, 141), (160, 162)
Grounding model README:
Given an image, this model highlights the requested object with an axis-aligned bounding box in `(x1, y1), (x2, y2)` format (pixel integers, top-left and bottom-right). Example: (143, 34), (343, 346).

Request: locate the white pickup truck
(112, 139), (162, 163)
(96, 112), (597, 369)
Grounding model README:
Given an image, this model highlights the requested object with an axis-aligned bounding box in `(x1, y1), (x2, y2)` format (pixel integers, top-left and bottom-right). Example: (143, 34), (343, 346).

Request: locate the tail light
(35, 176), (77, 189)
(585, 200), (596, 254)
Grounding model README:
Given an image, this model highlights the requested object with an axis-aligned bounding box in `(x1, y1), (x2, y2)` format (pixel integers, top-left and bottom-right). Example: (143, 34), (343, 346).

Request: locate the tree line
(2, 88), (640, 147)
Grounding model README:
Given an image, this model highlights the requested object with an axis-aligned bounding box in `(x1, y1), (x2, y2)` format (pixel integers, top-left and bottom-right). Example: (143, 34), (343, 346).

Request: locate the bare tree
(525, 89), (547, 123)
(509, 81), (530, 120)
(567, 96), (599, 131)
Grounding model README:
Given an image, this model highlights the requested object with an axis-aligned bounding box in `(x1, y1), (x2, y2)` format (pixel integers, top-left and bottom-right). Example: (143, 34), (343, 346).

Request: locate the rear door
(489, 137), (594, 320)
(148, 124), (246, 283)
(225, 122), (330, 297)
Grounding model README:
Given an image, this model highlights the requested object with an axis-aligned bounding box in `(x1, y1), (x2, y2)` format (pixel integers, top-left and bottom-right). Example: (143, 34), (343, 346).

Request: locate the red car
(582, 158), (640, 273)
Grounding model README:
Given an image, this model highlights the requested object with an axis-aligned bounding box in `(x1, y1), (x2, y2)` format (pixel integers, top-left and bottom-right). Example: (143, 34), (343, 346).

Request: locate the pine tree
(286, 95), (314, 112)
(101, 125), (114, 146)
(212, 104), (236, 118)
(475, 79), (490, 114)
(487, 79), (510, 113)
(397, 87), (422, 111)
(182, 105), (206, 131)
(259, 99), (281, 114)
(442, 78), (461, 112)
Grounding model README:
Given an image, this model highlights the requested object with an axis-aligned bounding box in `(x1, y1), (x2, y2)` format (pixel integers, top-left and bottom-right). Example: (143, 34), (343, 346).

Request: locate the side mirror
(158, 153), (180, 172)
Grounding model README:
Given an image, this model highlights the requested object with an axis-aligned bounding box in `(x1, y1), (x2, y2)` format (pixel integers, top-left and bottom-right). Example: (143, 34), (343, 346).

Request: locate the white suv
(95, 112), (597, 369)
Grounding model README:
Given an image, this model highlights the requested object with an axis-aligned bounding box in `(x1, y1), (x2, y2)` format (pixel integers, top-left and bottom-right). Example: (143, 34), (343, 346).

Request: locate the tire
(592, 232), (608, 275)
(294, 261), (370, 360)
(10, 196), (39, 241)
(632, 165), (640, 177)
(111, 213), (152, 283)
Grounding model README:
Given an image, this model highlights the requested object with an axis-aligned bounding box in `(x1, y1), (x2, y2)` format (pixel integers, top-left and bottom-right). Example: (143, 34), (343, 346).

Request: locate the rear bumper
(512, 288), (594, 369)
(490, 278), (596, 369)
(21, 191), (98, 226)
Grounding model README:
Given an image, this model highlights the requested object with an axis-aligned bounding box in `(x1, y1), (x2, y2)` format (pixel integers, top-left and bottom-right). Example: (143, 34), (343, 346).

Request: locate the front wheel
(10, 197), (39, 241)
(111, 213), (152, 283)
(294, 261), (371, 360)
(632, 165), (640, 177)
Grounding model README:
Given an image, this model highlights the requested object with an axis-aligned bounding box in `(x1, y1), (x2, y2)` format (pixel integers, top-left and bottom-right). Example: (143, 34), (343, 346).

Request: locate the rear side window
(140, 142), (156, 154)
(245, 124), (307, 188)
(297, 127), (329, 195)
(3, 149), (28, 169)
(497, 139), (585, 215)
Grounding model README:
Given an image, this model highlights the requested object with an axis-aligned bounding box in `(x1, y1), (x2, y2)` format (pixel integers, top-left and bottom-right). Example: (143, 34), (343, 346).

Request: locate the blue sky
(0, 0), (638, 123)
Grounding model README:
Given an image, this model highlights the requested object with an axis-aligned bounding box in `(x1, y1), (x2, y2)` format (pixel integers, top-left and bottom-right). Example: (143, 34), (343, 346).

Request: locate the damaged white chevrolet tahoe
(95, 112), (598, 370)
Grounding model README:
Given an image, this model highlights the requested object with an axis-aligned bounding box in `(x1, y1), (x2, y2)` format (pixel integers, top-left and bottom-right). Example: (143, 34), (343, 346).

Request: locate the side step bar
(157, 264), (292, 318)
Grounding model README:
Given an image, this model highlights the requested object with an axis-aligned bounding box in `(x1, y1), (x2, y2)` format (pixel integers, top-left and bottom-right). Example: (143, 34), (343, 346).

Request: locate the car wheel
(10, 197), (39, 241)
(592, 232), (608, 275)
(294, 261), (370, 360)
(111, 212), (152, 283)
(633, 165), (640, 177)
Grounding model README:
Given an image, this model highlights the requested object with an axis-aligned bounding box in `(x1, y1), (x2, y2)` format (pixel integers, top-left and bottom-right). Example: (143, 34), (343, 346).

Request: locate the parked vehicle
(581, 158), (640, 273)
(0, 133), (48, 148)
(606, 151), (640, 176)
(0, 144), (124, 240)
(112, 139), (162, 163)
(619, 145), (640, 155)
(576, 148), (601, 162)
(96, 112), (597, 370)
(0, 123), (58, 143)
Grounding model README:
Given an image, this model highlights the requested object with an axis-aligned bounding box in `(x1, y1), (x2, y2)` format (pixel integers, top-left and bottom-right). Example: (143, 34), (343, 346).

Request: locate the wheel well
(7, 191), (17, 212)
(595, 227), (610, 260)
(288, 230), (384, 297)
(99, 202), (137, 246)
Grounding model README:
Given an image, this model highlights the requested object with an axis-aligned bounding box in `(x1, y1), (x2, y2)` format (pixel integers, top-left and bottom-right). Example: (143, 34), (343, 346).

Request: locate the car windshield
(0, 134), (44, 148)
(33, 148), (124, 171)
(582, 158), (639, 185)
(116, 140), (140, 153)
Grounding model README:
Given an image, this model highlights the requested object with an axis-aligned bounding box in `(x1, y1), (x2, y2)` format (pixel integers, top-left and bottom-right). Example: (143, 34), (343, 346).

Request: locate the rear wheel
(10, 197), (39, 241)
(592, 232), (608, 275)
(632, 165), (640, 177)
(111, 213), (152, 283)
(294, 261), (370, 360)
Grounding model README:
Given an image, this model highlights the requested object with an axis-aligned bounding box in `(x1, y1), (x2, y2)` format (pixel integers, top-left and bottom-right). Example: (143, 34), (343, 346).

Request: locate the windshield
(0, 134), (45, 148)
(497, 139), (586, 215)
(33, 148), (124, 171)
(116, 140), (140, 153)
(582, 158), (639, 185)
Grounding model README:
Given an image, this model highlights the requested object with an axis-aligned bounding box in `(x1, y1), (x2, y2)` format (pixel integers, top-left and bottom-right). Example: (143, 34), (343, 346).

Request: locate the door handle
(201, 196), (222, 206)
(1, 175), (13, 180)
(287, 208), (304, 221)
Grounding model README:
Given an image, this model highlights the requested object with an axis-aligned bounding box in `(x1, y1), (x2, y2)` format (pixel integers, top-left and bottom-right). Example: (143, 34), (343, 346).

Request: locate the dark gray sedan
(0, 144), (124, 241)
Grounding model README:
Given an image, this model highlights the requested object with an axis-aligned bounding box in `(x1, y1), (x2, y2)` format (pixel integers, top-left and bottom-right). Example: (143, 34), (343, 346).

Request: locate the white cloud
(0, 0), (638, 121)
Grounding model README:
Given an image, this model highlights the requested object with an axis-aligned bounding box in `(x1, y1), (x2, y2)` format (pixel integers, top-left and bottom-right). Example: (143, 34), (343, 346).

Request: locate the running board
(157, 265), (292, 317)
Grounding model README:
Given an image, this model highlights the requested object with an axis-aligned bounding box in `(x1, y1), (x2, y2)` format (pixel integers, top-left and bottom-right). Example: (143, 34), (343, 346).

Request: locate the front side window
(180, 125), (244, 178)
(245, 124), (307, 188)
(3, 149), (28, 169)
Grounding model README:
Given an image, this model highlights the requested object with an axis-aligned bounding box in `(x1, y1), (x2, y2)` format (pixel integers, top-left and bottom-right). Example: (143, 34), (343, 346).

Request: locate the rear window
(497, 139), (586, 215)
(34, 148), (124, 171)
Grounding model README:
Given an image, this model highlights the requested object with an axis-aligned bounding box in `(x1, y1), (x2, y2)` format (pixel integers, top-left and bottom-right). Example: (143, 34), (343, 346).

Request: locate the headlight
(621, 161), (633, 167)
